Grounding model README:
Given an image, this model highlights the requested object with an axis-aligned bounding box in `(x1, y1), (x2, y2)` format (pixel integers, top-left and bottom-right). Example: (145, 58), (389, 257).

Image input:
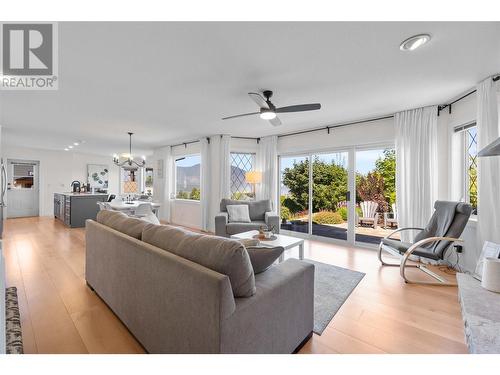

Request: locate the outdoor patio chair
(384, 203), (398, 228)
(357, 201), (379, 229)
(378, 200), (472, 286)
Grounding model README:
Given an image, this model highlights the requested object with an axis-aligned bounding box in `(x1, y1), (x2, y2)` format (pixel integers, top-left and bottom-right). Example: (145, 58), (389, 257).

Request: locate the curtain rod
(170, 135), (260, 148)
(276, 115), (394, 139)
(170, 115), (394, 148)
(438, 75), (500, 116)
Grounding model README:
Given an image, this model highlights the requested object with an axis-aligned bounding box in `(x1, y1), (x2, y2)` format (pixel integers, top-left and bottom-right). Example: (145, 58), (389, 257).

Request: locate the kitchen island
(54, 192), (108, 228)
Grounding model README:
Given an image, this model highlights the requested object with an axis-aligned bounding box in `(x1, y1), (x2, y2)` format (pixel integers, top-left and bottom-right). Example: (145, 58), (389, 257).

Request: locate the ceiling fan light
(400, 34), (431, 51)
(260, 110), (276, 120)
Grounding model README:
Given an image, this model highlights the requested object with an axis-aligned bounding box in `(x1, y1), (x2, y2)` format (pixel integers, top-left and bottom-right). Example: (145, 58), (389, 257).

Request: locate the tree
(357, 171), (389, 213)
(189, 187), (200, 200)
(281, 157), (348, 213)
(374, 149), (396, 205)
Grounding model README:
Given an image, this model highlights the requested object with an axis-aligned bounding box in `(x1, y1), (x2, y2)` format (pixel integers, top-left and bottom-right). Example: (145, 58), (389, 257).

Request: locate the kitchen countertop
(55, 192), (109, 197)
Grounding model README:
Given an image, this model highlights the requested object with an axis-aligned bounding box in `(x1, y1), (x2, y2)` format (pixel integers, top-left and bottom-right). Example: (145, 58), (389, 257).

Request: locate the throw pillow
(238, 238), (260, 247)
(226, 204), (251, 223)
(246, 246), (284, 274)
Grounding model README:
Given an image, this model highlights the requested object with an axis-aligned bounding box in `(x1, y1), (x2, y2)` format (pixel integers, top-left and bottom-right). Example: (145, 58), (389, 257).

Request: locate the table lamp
(245, 171), (262, 199)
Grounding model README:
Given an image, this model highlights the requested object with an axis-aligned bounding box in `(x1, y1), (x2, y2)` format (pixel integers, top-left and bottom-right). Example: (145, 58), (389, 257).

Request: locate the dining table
(106, 200), (161, 217)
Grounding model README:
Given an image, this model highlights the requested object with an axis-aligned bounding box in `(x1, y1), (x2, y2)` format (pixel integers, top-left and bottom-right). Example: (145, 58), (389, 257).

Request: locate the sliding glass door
(279, 155), (310, 234)
(354, 148), (397, 244)
(279, 145), (395, 247)
(311, 152), (349, 241)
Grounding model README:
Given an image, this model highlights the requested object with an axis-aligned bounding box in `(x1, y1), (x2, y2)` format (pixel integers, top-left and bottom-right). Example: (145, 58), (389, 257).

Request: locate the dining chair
(133, 203), (153, 218)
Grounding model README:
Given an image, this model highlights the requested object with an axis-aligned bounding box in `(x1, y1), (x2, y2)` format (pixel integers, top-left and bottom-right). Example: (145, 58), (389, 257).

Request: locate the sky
(175, 154), (201, 167)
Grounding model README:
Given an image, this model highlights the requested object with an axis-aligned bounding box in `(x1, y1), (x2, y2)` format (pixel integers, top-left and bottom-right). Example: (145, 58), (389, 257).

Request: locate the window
(465, 126), (478, 214)
(12, 163), (35, 189)
(456, 123), (478, 214)
(144, 167), (154, 196)
(120, 169), (141, 195)
(175, 154), (201, 200)
(230, 152), (256, 200)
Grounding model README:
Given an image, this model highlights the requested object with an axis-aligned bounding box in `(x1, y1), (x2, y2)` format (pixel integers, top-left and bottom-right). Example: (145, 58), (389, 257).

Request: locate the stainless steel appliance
(71, 180), (81, 193)
(1, 158), (7, 238)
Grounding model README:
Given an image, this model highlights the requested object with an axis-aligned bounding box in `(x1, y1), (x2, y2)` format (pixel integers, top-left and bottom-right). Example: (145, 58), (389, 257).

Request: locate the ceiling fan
(222, 90), (321, 126)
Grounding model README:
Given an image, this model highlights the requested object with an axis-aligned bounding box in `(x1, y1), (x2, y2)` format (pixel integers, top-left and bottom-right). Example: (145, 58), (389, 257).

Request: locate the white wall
(277, 117), (395, 155)
(1, 144), (120, 217)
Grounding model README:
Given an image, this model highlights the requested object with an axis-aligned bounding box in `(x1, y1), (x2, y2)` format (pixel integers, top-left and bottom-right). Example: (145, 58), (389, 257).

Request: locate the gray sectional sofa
(85, 210), (314, 354)
(215, 198), (280, 237)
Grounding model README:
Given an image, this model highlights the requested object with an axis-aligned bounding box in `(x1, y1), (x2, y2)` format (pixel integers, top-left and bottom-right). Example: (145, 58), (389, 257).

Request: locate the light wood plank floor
(2, 216), (467, 354)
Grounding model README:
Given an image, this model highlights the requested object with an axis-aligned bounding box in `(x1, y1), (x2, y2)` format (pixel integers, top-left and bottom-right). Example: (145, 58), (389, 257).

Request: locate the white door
(6, 160), (40, 218)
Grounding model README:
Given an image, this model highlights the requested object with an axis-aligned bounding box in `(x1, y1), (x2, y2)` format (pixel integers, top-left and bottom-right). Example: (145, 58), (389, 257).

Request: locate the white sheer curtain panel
(395, 106), (438, 242)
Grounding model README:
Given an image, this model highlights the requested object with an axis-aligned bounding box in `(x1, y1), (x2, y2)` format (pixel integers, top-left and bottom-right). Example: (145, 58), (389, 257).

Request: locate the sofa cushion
(226, 205), (251, 223)
(96, 210), (150, 239)
(226, 221), (267, 235)
(220, 199), (271, 221)
(142, 224), (256, 297)
(246, 246), (284, 274)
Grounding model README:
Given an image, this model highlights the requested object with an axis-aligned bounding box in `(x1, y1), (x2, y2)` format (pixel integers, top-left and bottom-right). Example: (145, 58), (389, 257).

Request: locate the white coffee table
(230, 230), (304, 262)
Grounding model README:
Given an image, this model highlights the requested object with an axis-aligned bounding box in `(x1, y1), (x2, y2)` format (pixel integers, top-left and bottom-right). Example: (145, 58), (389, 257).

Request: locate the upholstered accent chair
(215, 199), (280, 237)
(378, 201), (472, 286)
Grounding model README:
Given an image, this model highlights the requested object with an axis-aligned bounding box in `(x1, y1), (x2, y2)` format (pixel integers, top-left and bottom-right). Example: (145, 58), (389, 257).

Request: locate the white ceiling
(1, 21), (500, 156)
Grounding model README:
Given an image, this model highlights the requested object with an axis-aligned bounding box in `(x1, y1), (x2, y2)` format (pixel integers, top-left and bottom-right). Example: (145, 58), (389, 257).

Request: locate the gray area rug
(304, 260), (365, 335)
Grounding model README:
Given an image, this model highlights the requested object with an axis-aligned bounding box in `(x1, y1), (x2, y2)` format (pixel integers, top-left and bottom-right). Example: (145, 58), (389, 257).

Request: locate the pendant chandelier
(113, 132), (146, 171)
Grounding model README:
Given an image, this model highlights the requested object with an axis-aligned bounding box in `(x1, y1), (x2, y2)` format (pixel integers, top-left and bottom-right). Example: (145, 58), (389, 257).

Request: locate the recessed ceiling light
(68, 145), (73, 149)
(400, 34), (431, 51)
(64, 148), (69, 151)
(73, 142), (79, 146)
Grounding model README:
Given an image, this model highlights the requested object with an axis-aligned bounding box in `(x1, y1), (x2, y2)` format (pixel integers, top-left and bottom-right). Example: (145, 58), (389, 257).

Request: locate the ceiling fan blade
(275, 103), (321, 113)
(222, 112), (260, 120)
(269, 116), (282, 127)
(248, 92), (270, 109)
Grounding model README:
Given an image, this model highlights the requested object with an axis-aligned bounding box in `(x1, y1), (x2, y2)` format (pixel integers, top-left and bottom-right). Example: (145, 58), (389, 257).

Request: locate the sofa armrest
(220, 259), (314, 353)
(215, 212), (229, 237)
(264, 211), (280, 233)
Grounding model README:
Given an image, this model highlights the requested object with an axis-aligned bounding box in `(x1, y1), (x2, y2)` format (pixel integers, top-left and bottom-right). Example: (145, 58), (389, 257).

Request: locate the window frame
(174, 153), (201, 202)
(230, 151), (256, 200)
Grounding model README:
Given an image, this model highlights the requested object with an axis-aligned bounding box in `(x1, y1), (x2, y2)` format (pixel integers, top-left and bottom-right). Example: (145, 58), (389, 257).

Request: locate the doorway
(6, 159), (40, 218)
(279, 145), (396, 247)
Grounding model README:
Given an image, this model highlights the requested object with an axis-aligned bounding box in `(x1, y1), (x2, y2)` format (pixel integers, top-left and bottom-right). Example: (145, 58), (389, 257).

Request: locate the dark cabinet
(54, 193), (107, 228)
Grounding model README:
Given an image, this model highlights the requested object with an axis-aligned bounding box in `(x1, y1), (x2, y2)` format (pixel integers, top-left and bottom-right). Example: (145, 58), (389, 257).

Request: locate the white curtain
(395, 106), (438, 242)
(477, 77), (500, 246)
(200, 137), (211, 231)
(152, 146), (172, 222)
(256, 135), (278, 210)
(219, 135), (231, 201)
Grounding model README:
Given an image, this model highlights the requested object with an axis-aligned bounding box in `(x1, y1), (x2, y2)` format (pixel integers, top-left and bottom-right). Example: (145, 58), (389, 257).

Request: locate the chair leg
(400, 253), (457, 286)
